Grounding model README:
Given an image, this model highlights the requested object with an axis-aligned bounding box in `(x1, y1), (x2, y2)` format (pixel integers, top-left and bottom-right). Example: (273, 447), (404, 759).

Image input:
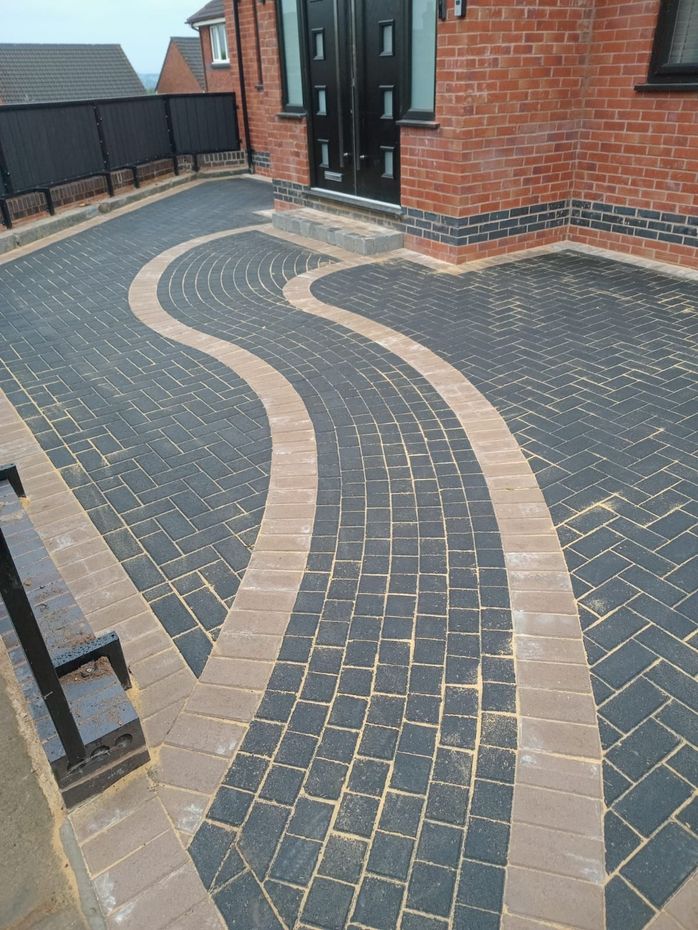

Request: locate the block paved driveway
(0, 179), (695, 930)
(316, 254), (698, 928)
(0, 182), (275, 675)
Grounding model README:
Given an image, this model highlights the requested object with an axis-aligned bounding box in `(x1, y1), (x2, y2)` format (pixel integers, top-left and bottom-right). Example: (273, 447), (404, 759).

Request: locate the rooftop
(0, 43), (145, 105)
(186, 0), (225, 26)
(171, 36), (205, 90)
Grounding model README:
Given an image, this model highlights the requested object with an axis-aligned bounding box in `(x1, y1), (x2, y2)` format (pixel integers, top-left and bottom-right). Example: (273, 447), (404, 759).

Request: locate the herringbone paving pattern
(161, 232), (515, 930)
(315, 252), (698, 929)
(0, 181), (275, 674)
(1, 179), (695, 930)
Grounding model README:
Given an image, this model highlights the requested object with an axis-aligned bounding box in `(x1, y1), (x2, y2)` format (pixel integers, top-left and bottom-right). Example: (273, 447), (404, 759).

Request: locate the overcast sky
(1, 0), (200, 73)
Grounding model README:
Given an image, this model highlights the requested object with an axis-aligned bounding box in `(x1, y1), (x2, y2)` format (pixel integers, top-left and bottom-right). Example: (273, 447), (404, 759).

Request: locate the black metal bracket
(163, 97), (180, 178)
(38, 187), (55, 215)
(0, 198), (11, 230)
(0, 465), (25, 498)
(54, 630), (131, 691)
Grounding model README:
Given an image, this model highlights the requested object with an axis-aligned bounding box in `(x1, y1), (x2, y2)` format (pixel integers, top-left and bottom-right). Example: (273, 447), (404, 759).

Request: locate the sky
(1, 0), (201, 73)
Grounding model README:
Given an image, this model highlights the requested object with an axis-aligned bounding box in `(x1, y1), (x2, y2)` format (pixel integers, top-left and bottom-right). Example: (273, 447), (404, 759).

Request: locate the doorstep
(272, 206), (404, 255)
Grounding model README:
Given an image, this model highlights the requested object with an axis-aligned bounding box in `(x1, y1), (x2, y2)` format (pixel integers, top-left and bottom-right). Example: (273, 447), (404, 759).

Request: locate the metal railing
(0, 92), (240, 229)
(0, 465), (138, 783)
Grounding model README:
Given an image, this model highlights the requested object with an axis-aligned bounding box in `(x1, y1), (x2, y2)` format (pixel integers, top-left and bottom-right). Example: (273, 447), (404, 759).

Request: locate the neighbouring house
(156, 37), (205, 94)
(196, 0), (698, 270)
(0, 43), (145, 104)
(186, 0), (235, 94)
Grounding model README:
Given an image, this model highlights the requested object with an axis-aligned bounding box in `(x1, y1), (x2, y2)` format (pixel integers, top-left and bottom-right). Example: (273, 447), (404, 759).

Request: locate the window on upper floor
(646, 0), (698, 87)
(210, 22), (229, 64)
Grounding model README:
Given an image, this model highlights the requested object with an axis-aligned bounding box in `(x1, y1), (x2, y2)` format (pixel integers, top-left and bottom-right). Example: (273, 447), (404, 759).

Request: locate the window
(380, 21), (394, 57)
(312, 29), (325, 61)
(409, 0), (437, 116)
(381, 86), (394, 119)
(646, 0), (698, 86)
(382, 147), (395, 178)
(210, 22), (228, 64)
(279, 0), (305, 110)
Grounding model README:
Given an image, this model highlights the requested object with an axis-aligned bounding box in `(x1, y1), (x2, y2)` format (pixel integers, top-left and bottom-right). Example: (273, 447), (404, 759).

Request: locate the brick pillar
(402, 0), (595, 263)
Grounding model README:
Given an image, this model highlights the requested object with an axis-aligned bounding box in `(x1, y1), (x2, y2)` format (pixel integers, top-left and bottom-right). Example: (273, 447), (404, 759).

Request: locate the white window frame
(209, 21), (229, 64)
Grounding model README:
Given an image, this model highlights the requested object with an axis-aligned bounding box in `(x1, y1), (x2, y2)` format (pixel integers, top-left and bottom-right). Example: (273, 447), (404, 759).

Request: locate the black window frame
(276, 0), (309, 115)
(644, 0), (698, 88)
(401, 0), (438, 123)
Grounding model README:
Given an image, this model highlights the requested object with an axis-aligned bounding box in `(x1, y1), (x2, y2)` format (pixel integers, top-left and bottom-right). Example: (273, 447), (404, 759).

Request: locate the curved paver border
(276, 234), (606, 930)
(128, 227), (319, 842)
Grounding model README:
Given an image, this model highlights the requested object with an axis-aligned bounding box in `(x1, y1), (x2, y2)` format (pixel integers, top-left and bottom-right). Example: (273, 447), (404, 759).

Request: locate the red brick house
(217, 1), (696, 268)
(187, 0), (236, 94)
(156, 37), (205, 95)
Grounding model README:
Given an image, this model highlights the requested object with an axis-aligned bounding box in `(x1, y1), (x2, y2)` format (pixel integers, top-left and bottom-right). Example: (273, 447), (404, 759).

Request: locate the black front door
(304, 0), (402, 205)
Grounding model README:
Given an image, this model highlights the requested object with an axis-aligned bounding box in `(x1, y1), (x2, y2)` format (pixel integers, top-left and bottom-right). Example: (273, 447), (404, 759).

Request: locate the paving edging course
(0, 169), (249, 256)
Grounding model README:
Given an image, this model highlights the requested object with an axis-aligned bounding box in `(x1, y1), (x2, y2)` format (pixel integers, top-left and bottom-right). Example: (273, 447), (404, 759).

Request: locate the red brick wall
(401, 0), (595, 262)
(156, 42), (203, 95)
(570, 0), (698, 269)
(201, 24), (236, 93)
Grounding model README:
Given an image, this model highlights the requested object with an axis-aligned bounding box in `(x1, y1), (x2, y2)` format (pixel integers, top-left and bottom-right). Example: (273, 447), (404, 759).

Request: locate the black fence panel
(0, 93), (239, 209)
(169, 94), (240, 155)
(0, 103), (104, 192)
(98, 97), (171, 170)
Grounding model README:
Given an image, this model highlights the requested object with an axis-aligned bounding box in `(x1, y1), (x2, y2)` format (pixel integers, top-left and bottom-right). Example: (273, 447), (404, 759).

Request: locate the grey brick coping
(403, 201), (569, 248)
(570, 200), (698, 250)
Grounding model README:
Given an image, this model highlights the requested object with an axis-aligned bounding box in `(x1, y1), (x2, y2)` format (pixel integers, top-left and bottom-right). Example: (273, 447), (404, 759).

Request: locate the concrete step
(273, 207), (403, 255)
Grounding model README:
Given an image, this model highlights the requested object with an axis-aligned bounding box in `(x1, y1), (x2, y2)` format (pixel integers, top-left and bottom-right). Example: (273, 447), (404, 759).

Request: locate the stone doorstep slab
(273, 206), (404, 255)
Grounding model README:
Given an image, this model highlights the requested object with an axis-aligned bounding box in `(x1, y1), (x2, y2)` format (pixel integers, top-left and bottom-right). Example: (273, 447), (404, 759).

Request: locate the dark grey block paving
(314, 251), (698, 929)
(158, 231), (512, 928)
(0, 180), (277, 673)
